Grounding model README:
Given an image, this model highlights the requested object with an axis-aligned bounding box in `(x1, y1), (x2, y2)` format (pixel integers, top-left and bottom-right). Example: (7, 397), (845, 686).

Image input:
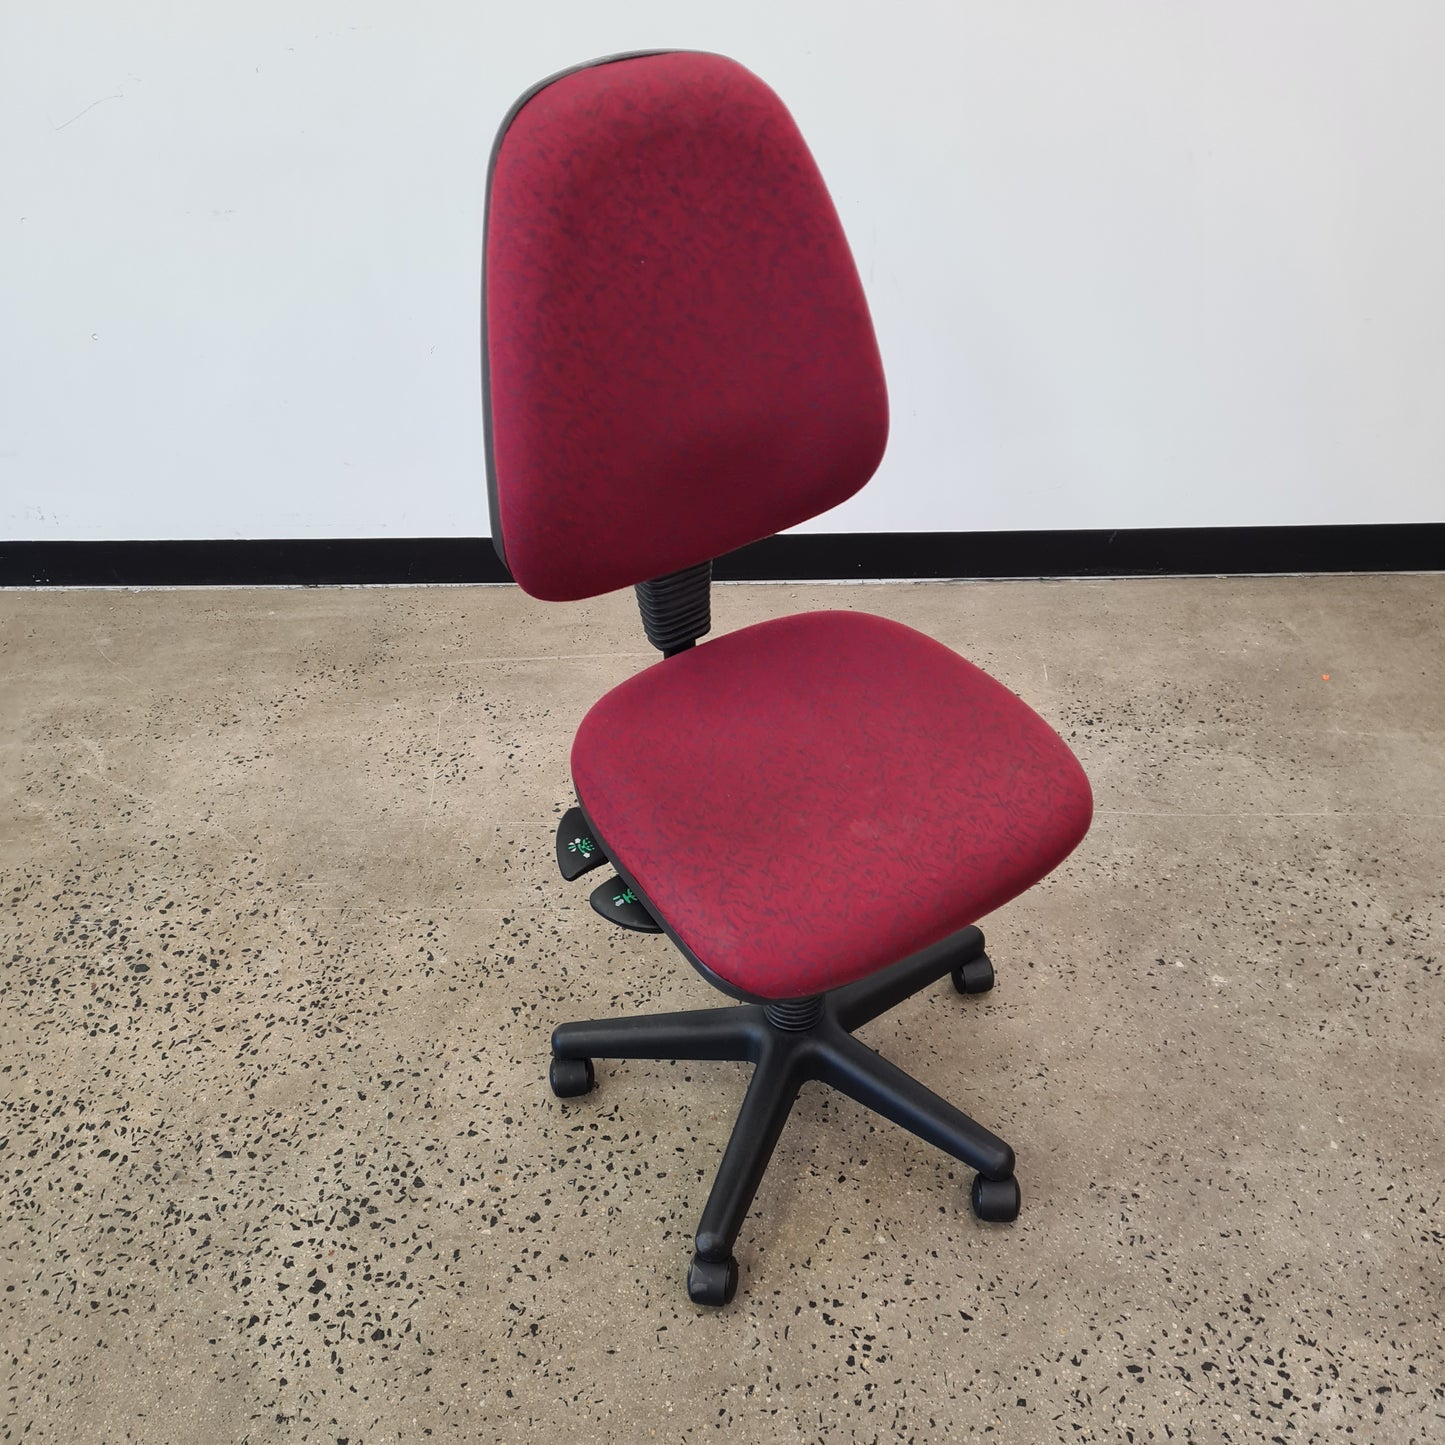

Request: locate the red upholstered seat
(572, 611), (1092, 1000)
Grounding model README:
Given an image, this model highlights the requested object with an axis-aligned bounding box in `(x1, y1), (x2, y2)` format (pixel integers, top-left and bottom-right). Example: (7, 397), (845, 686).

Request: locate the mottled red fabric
(572, 613), (1093, 1000)
(485, 52), (888, 601)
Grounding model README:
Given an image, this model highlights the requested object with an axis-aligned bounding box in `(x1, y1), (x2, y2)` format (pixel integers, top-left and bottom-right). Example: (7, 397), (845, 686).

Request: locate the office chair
(483, 51), (1092, 1305)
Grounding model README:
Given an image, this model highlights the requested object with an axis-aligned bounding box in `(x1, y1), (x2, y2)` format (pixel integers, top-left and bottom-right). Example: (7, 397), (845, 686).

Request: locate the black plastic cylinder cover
(635, 560), (712, 654)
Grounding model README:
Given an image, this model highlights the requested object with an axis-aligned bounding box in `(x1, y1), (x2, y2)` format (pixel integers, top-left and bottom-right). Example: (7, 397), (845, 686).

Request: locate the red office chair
(483, 51), (1092, 1305)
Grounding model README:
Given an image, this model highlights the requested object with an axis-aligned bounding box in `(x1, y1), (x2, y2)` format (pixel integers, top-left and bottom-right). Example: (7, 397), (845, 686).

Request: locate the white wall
(4, 1), (1443, 541)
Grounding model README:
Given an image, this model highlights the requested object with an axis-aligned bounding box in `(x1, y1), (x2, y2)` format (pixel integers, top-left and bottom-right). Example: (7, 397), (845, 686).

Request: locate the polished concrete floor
(1, 576), (1442, 1443)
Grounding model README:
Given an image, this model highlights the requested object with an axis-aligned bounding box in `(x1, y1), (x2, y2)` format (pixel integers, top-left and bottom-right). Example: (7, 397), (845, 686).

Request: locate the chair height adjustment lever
(556, 806), (608, 881)
(590, 876), (664, 934)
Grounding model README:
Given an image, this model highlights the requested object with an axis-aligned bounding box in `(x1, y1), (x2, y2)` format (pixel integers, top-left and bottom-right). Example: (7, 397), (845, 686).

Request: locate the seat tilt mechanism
(555, 807), (662, 933)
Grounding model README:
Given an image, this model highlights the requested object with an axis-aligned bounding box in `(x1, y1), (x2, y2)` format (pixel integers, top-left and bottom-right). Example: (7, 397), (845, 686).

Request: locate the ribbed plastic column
(634, 561), (713, 655)
(763, 996), (824, 1031)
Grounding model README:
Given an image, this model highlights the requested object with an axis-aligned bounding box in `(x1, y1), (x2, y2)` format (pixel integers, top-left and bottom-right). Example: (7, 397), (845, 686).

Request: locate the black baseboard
(0, 538), (505, 588)
(717, 524), (1443, 580)
(1, 525), (1440, 588)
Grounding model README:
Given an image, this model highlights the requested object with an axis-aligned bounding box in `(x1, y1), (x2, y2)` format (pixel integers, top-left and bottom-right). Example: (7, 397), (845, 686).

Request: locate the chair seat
(572, 611), (1092, 1000)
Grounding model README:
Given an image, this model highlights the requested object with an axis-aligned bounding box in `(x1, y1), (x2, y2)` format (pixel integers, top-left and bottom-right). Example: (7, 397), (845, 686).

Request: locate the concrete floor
(1, 576), (1442, 1443)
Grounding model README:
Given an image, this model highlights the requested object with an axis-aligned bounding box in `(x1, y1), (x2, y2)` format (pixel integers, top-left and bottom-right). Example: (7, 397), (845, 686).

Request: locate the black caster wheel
(686, 1252), (739, 1307)
(952, 953), (995, 995)
(971, 1172), (1021, 1223)
(548, 1055), (595, 1098)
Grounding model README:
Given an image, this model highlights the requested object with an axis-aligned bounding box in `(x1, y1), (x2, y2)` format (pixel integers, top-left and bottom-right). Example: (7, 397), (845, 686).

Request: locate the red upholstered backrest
(484, 52), (889, 601)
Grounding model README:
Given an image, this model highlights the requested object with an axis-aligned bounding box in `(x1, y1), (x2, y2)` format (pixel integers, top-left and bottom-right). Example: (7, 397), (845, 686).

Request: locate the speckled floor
(1, 576), (1442, 1443)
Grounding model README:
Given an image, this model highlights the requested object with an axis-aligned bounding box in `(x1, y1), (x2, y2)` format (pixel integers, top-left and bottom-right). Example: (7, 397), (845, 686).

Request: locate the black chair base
(550, 925), (1019, 1305)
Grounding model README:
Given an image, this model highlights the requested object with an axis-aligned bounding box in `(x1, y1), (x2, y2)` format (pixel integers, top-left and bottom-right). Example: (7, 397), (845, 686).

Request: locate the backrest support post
(635, 561), (713, 655)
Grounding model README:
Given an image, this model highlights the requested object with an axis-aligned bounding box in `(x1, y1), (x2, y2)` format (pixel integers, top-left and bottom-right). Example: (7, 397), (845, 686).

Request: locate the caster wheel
(686, 1252), (739, 1307)
(548, 1055), (595, 1098)
(952, 953), (995, 995)
(971, 1172), (1021, 1223)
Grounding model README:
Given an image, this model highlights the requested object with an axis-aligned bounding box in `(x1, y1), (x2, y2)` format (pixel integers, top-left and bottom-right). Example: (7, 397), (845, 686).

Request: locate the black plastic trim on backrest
(481, 49), (683, 579)
(635, 560), (713, 654)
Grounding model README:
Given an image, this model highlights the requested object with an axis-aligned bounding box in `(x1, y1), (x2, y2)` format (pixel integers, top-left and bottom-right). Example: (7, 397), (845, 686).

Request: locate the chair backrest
(484, 51), (889, 601)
